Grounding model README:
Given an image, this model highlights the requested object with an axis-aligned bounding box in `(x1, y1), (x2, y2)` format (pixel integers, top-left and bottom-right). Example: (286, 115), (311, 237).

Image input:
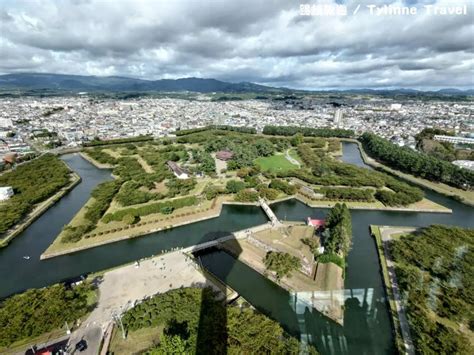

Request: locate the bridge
(259, 198), (283, 227)
(181, 223), (272, 253)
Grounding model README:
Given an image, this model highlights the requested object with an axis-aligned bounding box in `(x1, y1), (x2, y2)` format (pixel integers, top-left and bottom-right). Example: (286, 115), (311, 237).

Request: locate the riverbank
(41, 197), (260, 259)
(219, 223), (345, 325)
(370, 225), (417, 355)
(346, 139), (474, 207)
(0, 171), (81, 248)
(79, 151), (114, 169)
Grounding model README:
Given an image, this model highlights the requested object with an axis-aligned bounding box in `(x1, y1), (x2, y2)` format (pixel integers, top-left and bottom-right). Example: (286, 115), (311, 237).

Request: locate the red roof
(216, 150), (234, 161)
(307, 218), (325, 227)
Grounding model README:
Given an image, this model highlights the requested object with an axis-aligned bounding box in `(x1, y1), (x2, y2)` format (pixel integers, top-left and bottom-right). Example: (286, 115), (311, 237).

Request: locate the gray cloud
(0, 0), (473, 89)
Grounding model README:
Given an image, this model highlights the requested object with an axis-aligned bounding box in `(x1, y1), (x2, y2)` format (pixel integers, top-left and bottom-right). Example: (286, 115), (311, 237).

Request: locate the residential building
(167, 161), (189, 179)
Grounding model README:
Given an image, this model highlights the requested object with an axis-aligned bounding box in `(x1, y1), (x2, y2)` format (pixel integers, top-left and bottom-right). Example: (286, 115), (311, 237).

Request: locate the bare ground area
(68, 251), (219, 355)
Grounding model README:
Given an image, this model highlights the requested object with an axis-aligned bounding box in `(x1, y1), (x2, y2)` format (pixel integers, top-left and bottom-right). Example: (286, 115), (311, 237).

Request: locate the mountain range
(0, 73), (472, 95)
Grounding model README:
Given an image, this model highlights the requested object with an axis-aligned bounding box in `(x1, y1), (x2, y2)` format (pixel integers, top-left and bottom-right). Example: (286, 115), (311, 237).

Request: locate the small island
(42, 126), (449, 258)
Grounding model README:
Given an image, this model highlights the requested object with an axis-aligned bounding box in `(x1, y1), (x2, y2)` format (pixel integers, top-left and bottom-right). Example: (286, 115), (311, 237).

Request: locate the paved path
(67, 251), (215, 354)
(285, 149), (301, 167)
(380, 227), (416, 355)
(259, 198), (283, 227)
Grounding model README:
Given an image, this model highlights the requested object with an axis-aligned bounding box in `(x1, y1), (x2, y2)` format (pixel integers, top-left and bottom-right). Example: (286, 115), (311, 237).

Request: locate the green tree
(264, 251), (301, 281)
(226, 180), (246, 193)
(291, 133), (304, 146)
(122, 213), (139, 225)
(254, 139), (275, 157)
(148, 334), (187, 354)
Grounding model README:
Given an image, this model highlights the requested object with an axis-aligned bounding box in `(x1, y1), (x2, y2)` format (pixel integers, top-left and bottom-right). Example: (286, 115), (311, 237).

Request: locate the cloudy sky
(1, 0), (473, 89)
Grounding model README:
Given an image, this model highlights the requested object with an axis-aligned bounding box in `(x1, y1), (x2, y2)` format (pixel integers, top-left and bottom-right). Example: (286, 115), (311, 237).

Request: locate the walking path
(259, 198), (283, 227)
(285, 149), (301, 167)
(67, 251), (218, 354)
(380, 227), (416, 355)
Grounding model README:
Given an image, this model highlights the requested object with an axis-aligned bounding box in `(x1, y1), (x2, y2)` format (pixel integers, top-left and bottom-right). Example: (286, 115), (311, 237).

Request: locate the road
(380, 227), (416, 355)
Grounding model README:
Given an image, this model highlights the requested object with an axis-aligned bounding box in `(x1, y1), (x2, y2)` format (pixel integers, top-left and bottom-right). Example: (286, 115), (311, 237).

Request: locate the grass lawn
(109, 325), (162, 355)
(255, 154), (299, 173)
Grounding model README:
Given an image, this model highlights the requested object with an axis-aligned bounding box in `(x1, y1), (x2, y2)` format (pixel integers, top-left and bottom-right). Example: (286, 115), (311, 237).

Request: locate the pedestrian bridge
(259, 198), (282, 227)
(181, 223), (272, 253)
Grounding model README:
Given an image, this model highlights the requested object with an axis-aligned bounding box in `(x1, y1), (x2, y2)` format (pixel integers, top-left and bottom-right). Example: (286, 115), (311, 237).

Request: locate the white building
(167, 161), (189, 179)
(0, 186), (14, 201)
(0, 118), (13, 128)
(452, 160), (474, 171)
(334, 109), (343, 126)
(433, 135), (474, 145)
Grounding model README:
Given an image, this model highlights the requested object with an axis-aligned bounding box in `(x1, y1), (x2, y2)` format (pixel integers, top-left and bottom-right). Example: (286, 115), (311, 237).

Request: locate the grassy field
(254, 153), (299, 172)
(109, 325), (162, 355)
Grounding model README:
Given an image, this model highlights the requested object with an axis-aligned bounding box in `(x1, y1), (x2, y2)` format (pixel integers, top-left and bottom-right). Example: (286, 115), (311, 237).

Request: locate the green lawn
(255, 154), (299, 172)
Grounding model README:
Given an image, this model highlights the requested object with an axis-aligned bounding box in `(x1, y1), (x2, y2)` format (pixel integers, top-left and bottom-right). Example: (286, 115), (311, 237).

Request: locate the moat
(0, 142), (472, 354)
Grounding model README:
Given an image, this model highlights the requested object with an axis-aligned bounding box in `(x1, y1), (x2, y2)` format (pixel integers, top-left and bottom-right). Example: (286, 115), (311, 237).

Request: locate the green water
(0, 143), (472, 355)
(198, 142), (474, 354)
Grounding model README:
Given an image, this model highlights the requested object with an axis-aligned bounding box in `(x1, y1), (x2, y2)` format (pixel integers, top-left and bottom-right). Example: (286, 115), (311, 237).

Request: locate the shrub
(235, 189), (259, 202)
(122, 213), (139, 225)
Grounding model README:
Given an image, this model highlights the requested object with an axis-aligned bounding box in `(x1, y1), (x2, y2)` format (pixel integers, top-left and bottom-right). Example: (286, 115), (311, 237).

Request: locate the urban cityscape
(0, 1), (473, 355)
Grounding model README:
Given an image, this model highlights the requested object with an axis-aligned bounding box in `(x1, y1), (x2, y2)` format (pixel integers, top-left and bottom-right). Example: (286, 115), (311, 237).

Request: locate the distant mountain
(0, 73), (472, 96)
(0, 73), (282, 93)
(436, 88), (474, 95)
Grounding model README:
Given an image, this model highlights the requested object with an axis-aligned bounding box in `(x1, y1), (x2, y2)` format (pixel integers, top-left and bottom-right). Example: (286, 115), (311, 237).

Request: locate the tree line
(62, 180), (122, 243)
(262, 125), (354, 138)
(360, 132), (474, 190)
(102, 195), (198, 223)
(175, 125), (256, 136)
(390, 225), (473, 354)
(121, 287), (314, 354)
(0, 283), (95, 347)
(289, 143), (424, 206)
(83, 135), (153, 147)
(0, 154), (71, 235)
(317, 203), (352, 269)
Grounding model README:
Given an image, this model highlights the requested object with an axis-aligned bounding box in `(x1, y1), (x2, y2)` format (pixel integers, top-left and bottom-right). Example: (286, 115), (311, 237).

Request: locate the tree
(264, 251), (301, 280)
(360, 132), (474, 190)
(160, 206), (174, 215)
(226, 180), (246, 193)
(323, 203), (352, 256)
(254, 139), (275, 157)
(149, 334), (188, 354)
(259, 187), (279, 200)
(0, 283), (95, 346)
(291, 133), (304, 146)
(122, 213), (139, 225)
(235, 189), (259, 202)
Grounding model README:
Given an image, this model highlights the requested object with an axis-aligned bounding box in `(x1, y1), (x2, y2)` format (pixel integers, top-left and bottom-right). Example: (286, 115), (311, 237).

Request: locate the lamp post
(113, 313), (126, 339)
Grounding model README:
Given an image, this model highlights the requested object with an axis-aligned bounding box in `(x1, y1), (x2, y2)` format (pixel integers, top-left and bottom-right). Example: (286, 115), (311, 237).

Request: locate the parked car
(75, 340), (87, 352)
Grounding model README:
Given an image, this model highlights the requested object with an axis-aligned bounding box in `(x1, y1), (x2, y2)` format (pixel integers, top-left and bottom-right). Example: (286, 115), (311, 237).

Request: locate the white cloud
(0, 0), (472, 89)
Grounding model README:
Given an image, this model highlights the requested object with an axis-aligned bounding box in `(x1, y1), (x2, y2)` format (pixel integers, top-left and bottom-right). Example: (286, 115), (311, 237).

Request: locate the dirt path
(380, 227), (416, 355)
